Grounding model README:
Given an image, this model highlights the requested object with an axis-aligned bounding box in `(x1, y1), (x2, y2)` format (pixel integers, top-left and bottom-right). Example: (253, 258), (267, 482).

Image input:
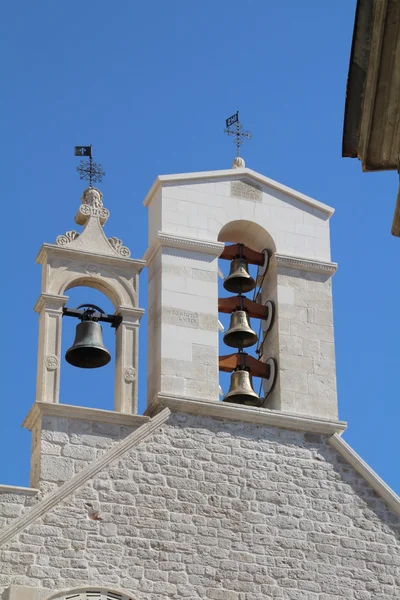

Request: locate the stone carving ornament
(124, 367), (136, 382)
(85, 264), (101, 276)
(56, 230), (80, 246)
(54, 185), (131, 257)
(108, 237), (131, 258)
(82, 187), (103, 208)
(45, 355), (59, 370)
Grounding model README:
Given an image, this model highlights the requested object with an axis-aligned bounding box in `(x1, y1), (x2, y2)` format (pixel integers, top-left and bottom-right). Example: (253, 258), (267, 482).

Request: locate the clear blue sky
(1, 1), (399, 495)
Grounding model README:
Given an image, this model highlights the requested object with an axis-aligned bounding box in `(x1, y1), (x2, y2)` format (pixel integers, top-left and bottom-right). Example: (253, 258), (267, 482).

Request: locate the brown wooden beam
(218, 296), (268, 319)
(220, 243), (265, 266)
(219, 352), (271, 379)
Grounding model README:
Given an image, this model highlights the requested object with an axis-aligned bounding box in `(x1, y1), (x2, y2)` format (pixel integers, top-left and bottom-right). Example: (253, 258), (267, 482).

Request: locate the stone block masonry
(28, 413), (139, 494)
(0, 411), (398, 599)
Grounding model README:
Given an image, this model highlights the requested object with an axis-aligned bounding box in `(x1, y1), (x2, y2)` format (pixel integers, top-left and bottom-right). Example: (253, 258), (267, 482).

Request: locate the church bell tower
(143, 156), (338, 421)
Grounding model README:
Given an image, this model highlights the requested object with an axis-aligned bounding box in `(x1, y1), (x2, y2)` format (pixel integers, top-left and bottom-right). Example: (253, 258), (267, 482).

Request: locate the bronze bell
(65, 319), (111, 369)
(223, 257), (256, 294)
(223, 368), (260, 406)
(223, 310), (258, 349)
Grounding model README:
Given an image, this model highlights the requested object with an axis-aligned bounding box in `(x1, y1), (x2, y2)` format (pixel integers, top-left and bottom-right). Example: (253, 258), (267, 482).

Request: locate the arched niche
(48, 265), (138, 311)
(218, 219), (276, 254)
(217, 220), (279, 405)
(46, 588), (136, 600)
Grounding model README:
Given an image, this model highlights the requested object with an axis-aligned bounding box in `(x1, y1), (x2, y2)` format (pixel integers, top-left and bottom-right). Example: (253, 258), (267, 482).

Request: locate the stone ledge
(329, 434), (400, 516)
(22, 402), (150, 432)
(0, 484), (39, 496)
(146, 393), (347, 435)
(274, 253), (338, 275)
(143, 231), (224, 266)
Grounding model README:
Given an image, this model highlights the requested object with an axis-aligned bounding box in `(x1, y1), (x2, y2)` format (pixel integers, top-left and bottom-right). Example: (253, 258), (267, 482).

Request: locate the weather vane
(224, 111), (252, 157)
(74, 145), (105, 187)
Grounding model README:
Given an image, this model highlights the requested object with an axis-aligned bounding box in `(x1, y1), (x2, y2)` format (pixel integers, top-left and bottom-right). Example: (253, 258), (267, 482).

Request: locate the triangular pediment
(143, 166), (334, 217)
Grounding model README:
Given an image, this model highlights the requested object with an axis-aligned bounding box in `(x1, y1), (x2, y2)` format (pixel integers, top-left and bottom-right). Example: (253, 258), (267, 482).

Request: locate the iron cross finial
(74, 146), (105, 187)
(224, 111), (252, 157)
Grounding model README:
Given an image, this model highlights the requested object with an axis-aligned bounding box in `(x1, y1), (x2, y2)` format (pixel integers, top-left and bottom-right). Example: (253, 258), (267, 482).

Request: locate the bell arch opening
(62, 275), (122, 310)
(218, 219), (276, 254)
(60, 285), (116, 410)
(217, 220), (279, 408)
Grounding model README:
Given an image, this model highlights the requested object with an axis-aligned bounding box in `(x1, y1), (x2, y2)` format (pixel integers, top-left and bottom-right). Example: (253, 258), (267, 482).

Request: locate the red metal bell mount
(219, 352), (271, 379)
(219, 243), (266, 266)
(218, 295), (269, 320)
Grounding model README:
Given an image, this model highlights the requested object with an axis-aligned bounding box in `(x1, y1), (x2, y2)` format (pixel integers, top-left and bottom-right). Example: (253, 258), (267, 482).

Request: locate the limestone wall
(0, 412), (398, 599)
(0, 489), (38, 529)
(29, 415), (137, 494)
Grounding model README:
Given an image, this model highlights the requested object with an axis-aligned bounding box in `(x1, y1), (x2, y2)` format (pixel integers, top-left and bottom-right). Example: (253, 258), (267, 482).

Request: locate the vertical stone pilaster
(264, 258), (338, 420)
(34, 293), (67, 404)
(114, 307), (144, 414)
(145, 237), (223, 407)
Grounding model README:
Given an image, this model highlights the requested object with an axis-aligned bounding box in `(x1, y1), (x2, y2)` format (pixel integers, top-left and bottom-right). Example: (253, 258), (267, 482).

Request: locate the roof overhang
(343, 0), (400, 172)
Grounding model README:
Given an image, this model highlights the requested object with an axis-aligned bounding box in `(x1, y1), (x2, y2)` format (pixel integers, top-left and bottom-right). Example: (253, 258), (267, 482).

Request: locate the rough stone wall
(0, 412), (399, 599)
(0, 491), (38, 529)
(30, 416), (136, 494)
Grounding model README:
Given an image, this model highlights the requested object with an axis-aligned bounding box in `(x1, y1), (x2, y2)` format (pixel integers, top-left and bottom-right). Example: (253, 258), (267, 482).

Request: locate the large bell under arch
(34, 186), (145, 414)
(60, 289), (116, 409)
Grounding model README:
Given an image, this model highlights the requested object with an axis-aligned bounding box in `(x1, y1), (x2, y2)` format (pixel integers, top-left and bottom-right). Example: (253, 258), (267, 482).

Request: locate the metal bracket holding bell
(62, 304), (122, 329)
(219, 351), (271, 378)
(218, 295), (272, 321)
(219, 243), (266, 266)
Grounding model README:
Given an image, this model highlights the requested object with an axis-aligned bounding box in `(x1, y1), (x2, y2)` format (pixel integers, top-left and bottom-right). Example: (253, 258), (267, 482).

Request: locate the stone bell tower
(26, 185), (145, 487)
(144, 158), (338, 421)
(34, 186), (145, 411)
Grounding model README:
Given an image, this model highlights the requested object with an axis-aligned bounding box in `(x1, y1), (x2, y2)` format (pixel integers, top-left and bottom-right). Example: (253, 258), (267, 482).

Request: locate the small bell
(65, 306), (111, 369)
(223, 257), (256, 294)
(223, 368), (260, 406)
(223, 310), (258, 349)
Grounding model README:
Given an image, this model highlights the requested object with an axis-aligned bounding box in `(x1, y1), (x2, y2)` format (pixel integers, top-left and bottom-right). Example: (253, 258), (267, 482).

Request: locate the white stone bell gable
(34, 187), (145, 415)
(56, 187), (131, 259)
(144, 166), (339, 421)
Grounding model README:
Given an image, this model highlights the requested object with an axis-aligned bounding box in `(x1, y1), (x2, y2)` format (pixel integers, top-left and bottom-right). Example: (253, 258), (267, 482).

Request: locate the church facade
(0, 160), (399, 599)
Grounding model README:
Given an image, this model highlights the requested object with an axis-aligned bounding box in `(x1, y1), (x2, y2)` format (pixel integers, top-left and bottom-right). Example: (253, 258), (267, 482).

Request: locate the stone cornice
(274, 253), (338, 275)
(143, 168), (334, 216)
(0, 484), (39, 496)
(22, 402), (150, 432)
(34, 293), (69, 314)
(115, 306), (146, 324)
(329, 434), (400, 517)
(143, 231), (225, 266)
(146, 394), (347, 435)
(36, 243), (146, 273)
(0, 408), (171, 548)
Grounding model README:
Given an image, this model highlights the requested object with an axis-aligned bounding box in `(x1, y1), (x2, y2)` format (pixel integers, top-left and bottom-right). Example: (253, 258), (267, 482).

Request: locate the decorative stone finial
(75, 187), (109, 226)
(232, 156), (246, 169)
(54, 187), (131, 258)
